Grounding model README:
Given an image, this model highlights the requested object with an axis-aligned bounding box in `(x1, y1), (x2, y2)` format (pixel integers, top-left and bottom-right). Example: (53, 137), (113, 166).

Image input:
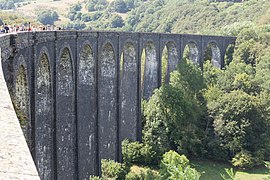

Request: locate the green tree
(143, 59), (205, 157)
(37, 10), (59, 25)
(255, 52), (270, 92)
(113, 0), (128, 13)
(110, 14), (124, 28)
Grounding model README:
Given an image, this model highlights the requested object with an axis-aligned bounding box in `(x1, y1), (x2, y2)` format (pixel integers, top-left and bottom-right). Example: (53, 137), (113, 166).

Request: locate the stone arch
(100, 42), (116, 78)
(141, 41), (158, 100)
(79, 44), (94, 85)
(57, 47), (73, 96)
(35, 50), (53, 180)
(121, 42), (136, 76)
(15, 61), (28, 114)
(204, 42), (221, 68)
(183, 41), (199, 64)
(120, 41), (138, 141)
(161, 41), (178, 84)
(99, 41), (118, 161)
(15, 55), (29, 140)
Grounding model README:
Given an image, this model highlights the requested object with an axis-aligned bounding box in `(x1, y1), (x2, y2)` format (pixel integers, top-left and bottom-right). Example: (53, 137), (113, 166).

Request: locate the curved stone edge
(0, 49), (40, 179)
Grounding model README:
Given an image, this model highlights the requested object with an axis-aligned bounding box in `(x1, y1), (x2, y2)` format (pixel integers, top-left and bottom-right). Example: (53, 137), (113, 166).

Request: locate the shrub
(122, 140), (157, 166)
(101, 159), (127, 179)
(89, 175), (102, 180)
(231, 150), (254, 169)
(159, 150), (200, 180)
(125, 169), (160, 180)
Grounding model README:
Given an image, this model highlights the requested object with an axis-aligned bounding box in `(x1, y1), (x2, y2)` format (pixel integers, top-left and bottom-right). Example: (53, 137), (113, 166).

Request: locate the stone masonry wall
(0, 31), (236, 180)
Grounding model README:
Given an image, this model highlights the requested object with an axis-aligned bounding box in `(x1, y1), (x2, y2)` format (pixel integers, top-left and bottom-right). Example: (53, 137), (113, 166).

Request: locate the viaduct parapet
(0, 31), (236, 180)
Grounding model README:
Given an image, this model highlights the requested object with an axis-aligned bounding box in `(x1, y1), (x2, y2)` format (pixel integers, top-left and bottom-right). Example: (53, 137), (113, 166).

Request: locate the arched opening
(35, 52), (53, 180)
(140, 48), (146, 92)
(161, 45), (168, 84)
(100, 43), (116, 78)
(15, 56), (30, 145)
(58, 47), (73, 95)
(120, 42), (138, 141)
(36, 53), (51, 111)
(162, 42), (178, 84)
(99, 42), (117, 161)
(56, 47), (75, 179)
(204, 42), (221, 68)
(183, 42), (199, 64)
(79, 44), (94, 85)
(141, 42), (158, 100)
(224, 43), (235, 67)
(15, 65), (28, 115)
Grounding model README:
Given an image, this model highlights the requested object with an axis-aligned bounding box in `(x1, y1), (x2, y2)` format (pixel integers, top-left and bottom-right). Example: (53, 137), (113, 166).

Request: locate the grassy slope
(131, 160), (270, 179)
(192, 159), (270, 180)
(15, 0), (85, 26)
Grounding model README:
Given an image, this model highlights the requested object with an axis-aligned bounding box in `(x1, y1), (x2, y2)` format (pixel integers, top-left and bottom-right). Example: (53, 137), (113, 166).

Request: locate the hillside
(1, 0), (269, 35)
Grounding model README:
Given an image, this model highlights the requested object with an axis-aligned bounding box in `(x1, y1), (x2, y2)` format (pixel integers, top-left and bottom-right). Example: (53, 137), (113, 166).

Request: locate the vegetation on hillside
(49, 0), (270, 35)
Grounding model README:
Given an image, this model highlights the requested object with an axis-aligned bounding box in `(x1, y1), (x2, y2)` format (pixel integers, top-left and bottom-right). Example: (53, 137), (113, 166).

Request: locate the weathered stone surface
(56, 47), (76, 179)
(120, 42), (138, 141)
(35, 52), (53, 180)
(77, 42), (98, 179)
(143, 41), (159, 100)
(98, 42), (118, 161)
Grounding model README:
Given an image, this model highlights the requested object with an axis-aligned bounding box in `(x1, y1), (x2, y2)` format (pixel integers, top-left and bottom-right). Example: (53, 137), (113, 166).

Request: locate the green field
(192, 159), (270, 180)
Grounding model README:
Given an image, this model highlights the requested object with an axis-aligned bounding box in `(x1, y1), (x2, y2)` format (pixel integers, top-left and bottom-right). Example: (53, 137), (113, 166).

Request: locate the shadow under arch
(161, 41), (178, 84)
(141, 41), (158, 100)
(15, 55), (30, 147)
(35, 51), (53, 180)
(182, 41), (199, 65)
(204, 42), (221, 69)
(224, 43), (235, 67)
(57, 47), (74, 95)
(79, 44), (94, 85)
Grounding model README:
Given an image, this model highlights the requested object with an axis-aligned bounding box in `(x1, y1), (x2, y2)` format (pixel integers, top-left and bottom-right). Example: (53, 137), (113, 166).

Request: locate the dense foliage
(139, 20), (270, 169)
(59, 0), (270, 34)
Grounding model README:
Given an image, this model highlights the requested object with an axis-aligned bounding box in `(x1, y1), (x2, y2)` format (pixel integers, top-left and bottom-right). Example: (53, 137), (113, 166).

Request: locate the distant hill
(1, 0), (269, 36)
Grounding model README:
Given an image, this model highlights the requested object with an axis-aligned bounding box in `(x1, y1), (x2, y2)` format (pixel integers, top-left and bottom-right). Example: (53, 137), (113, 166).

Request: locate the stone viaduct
(0, 31), (236, 180)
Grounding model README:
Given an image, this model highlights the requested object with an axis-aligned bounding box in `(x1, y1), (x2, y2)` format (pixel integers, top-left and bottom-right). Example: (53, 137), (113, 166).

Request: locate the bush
(231, 150), (255, 169)
(159, 150), (201, 180)
(122, 140), (157, 166)
(125, 169), (160, 180)
(89, 175), (102, 180)
(101, 159), (127, 179)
